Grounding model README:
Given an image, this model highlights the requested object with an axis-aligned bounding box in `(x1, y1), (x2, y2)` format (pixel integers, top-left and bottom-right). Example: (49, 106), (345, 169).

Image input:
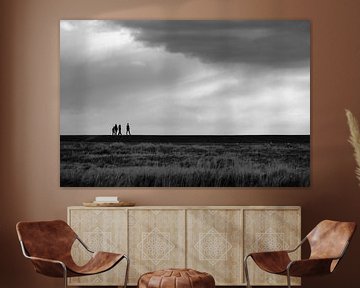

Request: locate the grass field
(60, 135), (310, 187)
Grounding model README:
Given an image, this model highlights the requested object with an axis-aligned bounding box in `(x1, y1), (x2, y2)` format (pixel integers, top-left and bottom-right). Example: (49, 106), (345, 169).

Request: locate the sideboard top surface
(68, 205), (301, 210)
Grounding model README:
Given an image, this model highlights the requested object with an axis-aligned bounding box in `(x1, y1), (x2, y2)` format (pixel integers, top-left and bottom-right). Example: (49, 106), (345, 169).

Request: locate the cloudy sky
(60, 20), (310, 135)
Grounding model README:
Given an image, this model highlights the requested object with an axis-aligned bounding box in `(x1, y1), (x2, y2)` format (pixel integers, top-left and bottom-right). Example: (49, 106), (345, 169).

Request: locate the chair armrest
(246, 251), (292, 274)
(245, 237), (306, 259)
(249, 250), (289, 255)
(287, 258), (336, 277)
(246, 250), (292, 261)
(285, 237), (307, 253)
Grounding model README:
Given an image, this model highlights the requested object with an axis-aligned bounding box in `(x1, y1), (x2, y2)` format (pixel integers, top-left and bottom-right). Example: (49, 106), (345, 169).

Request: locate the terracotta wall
(1, 0), (360, 287)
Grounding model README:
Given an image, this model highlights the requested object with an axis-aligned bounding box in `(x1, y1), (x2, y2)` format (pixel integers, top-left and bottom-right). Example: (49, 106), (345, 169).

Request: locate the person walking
(126, 123), (131, 135)
(112, 124), (118, 135)
(118, 124), (122, 135)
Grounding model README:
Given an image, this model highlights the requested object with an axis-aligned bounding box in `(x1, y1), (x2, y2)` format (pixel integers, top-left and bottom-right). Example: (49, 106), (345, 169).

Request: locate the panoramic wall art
(60, 20), (310, 187)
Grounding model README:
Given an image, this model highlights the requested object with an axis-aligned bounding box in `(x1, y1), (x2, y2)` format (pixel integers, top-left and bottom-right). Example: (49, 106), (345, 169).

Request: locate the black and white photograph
(60, 20), (310, 187)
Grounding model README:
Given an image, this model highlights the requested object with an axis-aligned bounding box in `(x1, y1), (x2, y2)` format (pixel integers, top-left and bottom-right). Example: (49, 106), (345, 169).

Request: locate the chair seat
(66, 251), (124, 277)
(250, 252), (338, 277)
(250, 251), (291, 275)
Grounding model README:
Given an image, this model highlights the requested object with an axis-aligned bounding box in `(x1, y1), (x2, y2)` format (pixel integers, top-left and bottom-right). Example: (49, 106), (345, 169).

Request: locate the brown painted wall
(1, 0), (360, 287)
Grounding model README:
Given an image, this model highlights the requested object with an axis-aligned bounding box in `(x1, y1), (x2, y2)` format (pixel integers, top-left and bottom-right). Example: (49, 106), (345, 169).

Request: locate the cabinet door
(244, 209), (301, 286)
(68, 208), (127, 286)
(187, 209), (243, 285)
(128, 209), (186, 284)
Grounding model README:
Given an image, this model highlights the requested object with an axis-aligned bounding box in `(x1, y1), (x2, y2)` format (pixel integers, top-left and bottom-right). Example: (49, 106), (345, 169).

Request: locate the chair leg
(286, 269), (291, 288)
(123, 255), (130, 288)
(62, 264), (68, 288)
(244, 255), (252, 288)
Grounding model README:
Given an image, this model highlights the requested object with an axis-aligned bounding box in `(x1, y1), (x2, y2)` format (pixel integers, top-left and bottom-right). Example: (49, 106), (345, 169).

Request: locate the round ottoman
(138, 268), (215, 288)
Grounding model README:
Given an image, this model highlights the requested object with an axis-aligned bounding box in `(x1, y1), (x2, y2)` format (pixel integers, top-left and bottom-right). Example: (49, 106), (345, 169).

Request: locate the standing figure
(118, 124), (122, 135)
(112, 124), (118, 135)
(126, 123), (131, 135)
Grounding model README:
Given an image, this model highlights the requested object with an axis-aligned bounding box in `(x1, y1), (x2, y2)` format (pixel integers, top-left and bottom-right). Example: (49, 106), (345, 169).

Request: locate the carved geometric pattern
(194, 227), (232, 265)
(138, 228), (175, 265)
(208, 210), (218, 215)
(252, 228), (287, 252)
(128, 214), (137, 227)
(83, 227), (113, 252)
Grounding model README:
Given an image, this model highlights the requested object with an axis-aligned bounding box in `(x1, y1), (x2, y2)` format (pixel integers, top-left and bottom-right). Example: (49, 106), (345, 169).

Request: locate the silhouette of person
(118, 124), (122, 135)
(126, 123), (131, 135)
(112, 124), (118, 135)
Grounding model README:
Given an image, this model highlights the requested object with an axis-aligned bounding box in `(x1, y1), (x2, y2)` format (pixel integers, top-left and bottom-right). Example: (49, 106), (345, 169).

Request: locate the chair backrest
(16, 220), (77, 261)
(307, 220), (356, 261)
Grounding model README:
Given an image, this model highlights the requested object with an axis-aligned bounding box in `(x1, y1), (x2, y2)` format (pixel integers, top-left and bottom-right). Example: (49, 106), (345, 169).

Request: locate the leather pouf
(138, 268), (215, 288)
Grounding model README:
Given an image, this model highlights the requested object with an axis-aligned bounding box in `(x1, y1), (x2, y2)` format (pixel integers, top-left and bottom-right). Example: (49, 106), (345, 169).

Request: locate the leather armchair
(244, 220), (356, 288)
(16, 220), (129, 288)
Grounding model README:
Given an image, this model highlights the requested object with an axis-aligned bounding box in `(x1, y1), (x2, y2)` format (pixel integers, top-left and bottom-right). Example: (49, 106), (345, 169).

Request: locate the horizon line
(60, 134), (310, 136)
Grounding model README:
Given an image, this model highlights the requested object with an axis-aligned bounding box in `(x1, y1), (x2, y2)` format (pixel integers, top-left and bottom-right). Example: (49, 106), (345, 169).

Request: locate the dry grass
(60, 140), (310, 187)
(346, 109), (360, 185)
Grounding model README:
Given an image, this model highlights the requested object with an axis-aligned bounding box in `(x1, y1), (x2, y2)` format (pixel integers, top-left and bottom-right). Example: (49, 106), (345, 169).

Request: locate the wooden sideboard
(67, 206), (301, 286)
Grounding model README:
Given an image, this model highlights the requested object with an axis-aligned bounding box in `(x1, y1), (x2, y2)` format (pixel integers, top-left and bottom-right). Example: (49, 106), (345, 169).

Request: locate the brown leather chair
(244, 220), (356, 288)
(16, 220), (129, 288)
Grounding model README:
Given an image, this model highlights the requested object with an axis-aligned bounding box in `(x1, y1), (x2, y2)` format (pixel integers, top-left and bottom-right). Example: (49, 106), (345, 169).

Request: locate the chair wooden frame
(16, 220), (129, 288)
(243, 220), (356, 288)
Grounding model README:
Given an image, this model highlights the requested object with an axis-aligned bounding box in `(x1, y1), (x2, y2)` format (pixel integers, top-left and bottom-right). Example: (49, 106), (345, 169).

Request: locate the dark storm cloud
(60, 20), (310, 135)
(113, 20), (310, 68)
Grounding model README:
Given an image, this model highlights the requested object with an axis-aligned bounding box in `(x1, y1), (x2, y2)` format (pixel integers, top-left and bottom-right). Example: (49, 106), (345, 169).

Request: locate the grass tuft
(60, 141), (309, 187)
